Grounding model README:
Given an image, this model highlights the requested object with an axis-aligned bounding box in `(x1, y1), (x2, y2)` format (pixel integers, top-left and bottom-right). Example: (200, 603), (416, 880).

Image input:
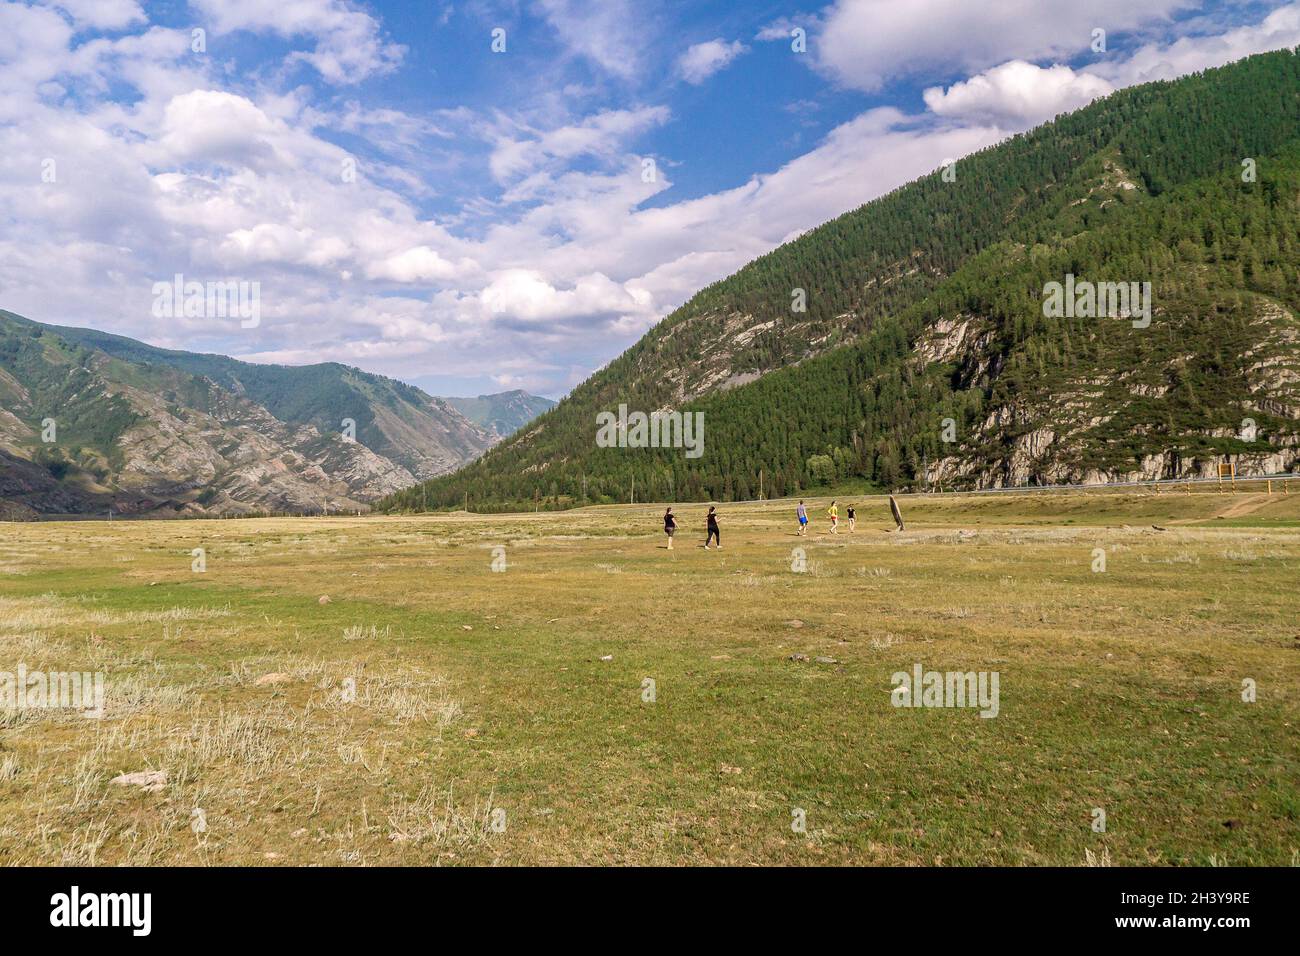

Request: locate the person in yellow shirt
(826, 500), (838, 533)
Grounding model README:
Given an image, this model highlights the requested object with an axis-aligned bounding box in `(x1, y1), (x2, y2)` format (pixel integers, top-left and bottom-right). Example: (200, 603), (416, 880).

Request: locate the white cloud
(533, 0), (651, 80)
(756, 20), (802, 43)
(189, 0), (405, 83)
(219, 224), (351, 269)
(479, 269), (655, 327)
(1090, 2), (1300, 85)
(924, 61), (1115, 127)
(677, 39), (747, 84)
(923, 4), (1300, 130)
(815, 0), (1194, 91)
(42, 0), (145, 31)
(366, 246), (479, 283)
(488, 106), (671, 183)
(0, 3), (75, 100)
(154, 90), (285, 169)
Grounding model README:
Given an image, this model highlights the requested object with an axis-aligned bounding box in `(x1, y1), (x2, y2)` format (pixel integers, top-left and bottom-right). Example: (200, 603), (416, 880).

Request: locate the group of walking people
(662, 506), (720, 550)
(797, 499), (855, 535)
(663, 499), (856, 550)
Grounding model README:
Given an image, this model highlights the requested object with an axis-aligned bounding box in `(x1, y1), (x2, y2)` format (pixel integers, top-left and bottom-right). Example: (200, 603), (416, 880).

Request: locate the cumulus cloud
(0, 3), (75, 99)
(814, 0), (1194, 91)
(479, 270), (655, 328)
(677, 39), (747, 84)
(923, 61), (1115, 127)
(923, 4), (1300, 130)
(365, 246), (480, 284)
(154, 90), (286, 169)
(218, 224), (351, 270)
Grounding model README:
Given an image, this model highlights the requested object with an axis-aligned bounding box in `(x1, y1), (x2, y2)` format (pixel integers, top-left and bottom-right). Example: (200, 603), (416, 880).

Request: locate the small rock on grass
(788, 653), (809, 662)
(318, 595), (332, 605)
(254, 672), (290, 686)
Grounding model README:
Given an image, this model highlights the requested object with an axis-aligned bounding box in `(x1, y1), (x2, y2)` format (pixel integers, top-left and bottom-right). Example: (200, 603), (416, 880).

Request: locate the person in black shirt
(847, 505), (856, 532)
(704, 506), (721, 549)
(664, 507), (676, 550)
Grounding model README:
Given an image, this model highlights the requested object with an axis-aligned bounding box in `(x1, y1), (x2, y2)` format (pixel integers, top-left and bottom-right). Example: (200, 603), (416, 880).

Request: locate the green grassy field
(1, 487), (1297, 866)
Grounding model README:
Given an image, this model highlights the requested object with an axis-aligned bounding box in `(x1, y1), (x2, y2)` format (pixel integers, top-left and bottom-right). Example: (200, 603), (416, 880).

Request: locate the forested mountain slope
(380, 48), (1300, 511)
(0, 312), (495, 516)
(39, 320), (494, 481)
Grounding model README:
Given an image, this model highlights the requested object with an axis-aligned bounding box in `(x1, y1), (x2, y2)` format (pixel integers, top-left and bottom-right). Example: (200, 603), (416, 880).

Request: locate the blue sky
(2, 1), (1298, 399)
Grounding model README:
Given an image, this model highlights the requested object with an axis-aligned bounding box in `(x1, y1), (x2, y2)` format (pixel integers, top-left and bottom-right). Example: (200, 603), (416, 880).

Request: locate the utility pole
(464, 490), (468, 513)
(759, 468), (764, 501)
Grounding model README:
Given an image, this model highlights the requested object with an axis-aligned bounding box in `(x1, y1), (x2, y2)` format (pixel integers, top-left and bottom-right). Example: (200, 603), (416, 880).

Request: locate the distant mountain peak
(442, 390), (557, 440)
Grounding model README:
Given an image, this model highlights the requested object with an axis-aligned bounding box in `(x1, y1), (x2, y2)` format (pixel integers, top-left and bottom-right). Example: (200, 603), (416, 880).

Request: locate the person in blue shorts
(796, 500), (808, 536)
